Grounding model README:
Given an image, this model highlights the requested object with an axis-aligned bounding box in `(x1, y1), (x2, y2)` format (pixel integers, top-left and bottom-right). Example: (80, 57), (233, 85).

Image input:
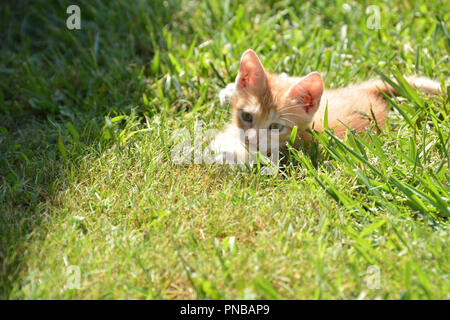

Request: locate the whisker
(278, 105), (301, 112)
(280, 112), (303, 118)
(279, 117), (297, 127)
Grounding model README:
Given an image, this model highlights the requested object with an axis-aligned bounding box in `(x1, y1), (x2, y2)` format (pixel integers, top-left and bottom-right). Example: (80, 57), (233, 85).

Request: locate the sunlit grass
(0, 0), (449, 299)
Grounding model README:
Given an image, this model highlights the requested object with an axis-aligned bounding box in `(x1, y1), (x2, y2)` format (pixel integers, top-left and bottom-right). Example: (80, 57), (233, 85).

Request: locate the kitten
(212, 49), (442, 164)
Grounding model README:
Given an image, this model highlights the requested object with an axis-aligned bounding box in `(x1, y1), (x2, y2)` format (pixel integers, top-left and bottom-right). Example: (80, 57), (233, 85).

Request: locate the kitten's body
(213, 49), (442, 163)
(311, 77), (440, 138)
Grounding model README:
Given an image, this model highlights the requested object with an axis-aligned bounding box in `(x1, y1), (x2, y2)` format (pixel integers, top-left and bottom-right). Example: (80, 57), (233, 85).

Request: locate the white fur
(219, 83), (236, 106)
(209, 125), (248, 165)
(411, 77), (441, 94)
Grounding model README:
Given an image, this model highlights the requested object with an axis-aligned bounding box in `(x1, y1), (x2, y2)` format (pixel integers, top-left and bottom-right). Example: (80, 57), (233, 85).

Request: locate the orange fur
(226, 49), (442, 149)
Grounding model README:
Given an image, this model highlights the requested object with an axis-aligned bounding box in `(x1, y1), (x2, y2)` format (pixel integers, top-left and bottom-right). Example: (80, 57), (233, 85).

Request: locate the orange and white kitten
(212, 49), (442, 163)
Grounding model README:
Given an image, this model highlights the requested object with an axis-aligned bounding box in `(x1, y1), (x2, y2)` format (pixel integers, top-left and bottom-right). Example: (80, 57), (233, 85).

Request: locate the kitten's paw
(210, 141), (248, 166)
(213, 150), (247, 166)
(411, 77), (441, 94)
(209, 125), (248, 165)
(219, 83), (236, 106)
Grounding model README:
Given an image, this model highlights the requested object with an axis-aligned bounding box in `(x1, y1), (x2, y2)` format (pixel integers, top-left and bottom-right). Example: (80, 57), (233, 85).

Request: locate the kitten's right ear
(287, 72), (324, 115)
(235, 49), (266, 95)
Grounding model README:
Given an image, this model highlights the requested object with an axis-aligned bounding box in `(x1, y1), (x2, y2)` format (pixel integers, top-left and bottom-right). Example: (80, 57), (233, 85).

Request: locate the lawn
(0, 0), (449, 299)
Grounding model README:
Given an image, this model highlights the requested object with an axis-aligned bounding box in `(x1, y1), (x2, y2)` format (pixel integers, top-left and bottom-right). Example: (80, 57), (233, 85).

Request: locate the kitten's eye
(269, 123), (284, 131)
(241, 111), (253, 123)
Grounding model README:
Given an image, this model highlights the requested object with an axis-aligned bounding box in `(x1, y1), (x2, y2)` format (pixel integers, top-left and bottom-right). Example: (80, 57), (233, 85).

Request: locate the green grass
(1, 0), (449, 299)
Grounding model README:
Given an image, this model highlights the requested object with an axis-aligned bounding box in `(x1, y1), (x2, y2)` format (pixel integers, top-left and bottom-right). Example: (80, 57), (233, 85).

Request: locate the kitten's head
(231, 49), (323, 147)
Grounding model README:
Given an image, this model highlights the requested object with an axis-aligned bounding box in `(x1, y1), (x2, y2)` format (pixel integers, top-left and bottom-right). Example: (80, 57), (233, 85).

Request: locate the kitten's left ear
(236, 49), (266, 96)
(287, 72), (324, 115)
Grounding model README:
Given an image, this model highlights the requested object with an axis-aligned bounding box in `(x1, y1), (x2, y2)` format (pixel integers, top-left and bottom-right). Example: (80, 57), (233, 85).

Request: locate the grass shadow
(0, 0), (181, 298)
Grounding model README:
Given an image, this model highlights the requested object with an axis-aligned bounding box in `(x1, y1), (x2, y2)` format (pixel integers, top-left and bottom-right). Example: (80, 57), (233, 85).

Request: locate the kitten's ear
(236, 49), (266, 95)
(287, 72), (324, 115)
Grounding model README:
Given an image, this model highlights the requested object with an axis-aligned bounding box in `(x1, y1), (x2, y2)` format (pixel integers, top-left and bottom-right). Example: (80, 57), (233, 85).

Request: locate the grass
(0, 0), (449, 299)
